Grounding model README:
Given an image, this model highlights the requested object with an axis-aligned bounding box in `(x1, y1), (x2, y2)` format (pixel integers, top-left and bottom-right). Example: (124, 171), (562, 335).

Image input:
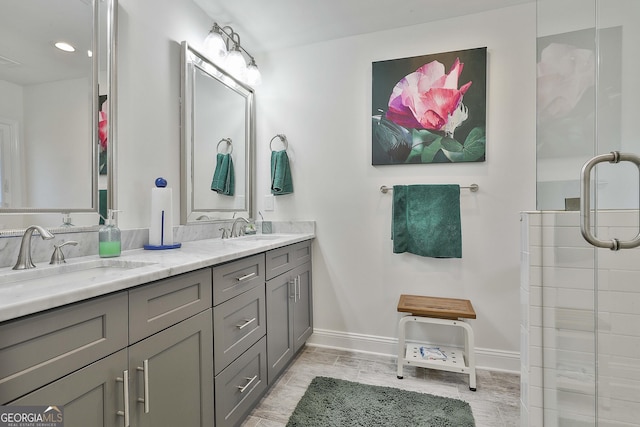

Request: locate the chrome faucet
(230, 217), (250, 238)
(13, 225), (55, 270)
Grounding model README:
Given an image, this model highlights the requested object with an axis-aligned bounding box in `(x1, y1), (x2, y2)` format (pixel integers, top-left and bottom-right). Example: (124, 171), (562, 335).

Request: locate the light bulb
(54, 41), (75, 52)
(225, 48), (247, 81)
(203, 30), (227, 63)
(246, 60), (262, 86)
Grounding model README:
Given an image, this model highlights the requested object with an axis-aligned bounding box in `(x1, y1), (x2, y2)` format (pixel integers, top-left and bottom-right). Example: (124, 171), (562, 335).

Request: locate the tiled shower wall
(521, 211), (640, 427)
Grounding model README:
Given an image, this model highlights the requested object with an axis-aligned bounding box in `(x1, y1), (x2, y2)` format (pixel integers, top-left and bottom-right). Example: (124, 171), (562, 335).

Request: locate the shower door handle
(580, 151), (640, 250)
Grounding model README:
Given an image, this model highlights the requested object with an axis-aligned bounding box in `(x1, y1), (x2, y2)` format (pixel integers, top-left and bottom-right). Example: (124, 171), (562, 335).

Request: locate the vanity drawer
(0, 291), (128, 404)
(214, 336), (267, 427)
(212, 254), (265, 306)
(266, 240), (312, 280)
(129, 268), (212, 344)
(213, 284), (266, 374)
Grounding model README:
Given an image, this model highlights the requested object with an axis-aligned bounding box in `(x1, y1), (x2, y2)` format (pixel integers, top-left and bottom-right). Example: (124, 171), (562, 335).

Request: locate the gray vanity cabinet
(0, 291), (128, 405)
(127, 269), (214, 427)
(266, 241), (313, 384)
(128, 309), (213, 427)
(1, 269), (214, 427)
(10, 349), (128, 427)
(212, 255), (268, 427)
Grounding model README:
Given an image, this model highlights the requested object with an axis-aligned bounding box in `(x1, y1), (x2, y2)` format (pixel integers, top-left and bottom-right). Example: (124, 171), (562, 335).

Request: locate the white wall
(255, 4), (537, 369)
(116, 0), (212, 227)
(114, 0), (536, 370)
(23, 78), (92, 208)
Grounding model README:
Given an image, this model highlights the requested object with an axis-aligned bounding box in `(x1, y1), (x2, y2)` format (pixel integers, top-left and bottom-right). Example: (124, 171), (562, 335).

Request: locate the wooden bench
(396, 294), (477, 391)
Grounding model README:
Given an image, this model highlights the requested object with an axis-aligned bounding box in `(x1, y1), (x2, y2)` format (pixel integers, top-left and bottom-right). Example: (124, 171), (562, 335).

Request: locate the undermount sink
(229, 234), (285, 243)
(0, 259), (157, 286)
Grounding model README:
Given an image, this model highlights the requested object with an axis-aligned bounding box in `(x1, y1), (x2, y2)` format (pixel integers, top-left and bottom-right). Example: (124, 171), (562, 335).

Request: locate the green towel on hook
(392, 184), (462, 258)
(271, 150), (293, 195)
(211, 153), (235, 196)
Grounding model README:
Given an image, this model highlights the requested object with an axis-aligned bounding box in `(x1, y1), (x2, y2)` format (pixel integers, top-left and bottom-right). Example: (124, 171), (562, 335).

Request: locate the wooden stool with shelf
(396, 294), (477, 391)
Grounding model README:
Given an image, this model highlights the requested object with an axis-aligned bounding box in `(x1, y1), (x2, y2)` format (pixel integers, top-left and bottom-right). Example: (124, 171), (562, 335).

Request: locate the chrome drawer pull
(236, 317), (256, 330)
(116, 370), (130, 427)
(136, 360), (150, 413)
(236, 272), (256, 282)
(237, 375), (258, 393)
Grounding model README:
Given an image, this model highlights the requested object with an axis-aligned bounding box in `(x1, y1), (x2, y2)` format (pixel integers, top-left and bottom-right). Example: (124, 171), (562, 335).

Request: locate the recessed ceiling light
(54, 42), (76, 52)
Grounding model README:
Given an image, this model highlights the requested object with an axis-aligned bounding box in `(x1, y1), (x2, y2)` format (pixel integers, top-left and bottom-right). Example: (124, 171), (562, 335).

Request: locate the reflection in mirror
(0, 0), (116, 231)
(180, 41), (254, 224)
(536, 1), (636, 211)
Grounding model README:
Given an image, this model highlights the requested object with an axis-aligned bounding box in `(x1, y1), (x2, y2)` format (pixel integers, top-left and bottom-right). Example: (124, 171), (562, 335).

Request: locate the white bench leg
(397, 316), (410, 379)
(457, 320), (476, 391)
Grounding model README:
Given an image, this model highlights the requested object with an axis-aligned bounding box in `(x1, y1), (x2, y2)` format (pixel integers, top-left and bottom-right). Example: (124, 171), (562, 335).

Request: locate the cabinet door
(0, 291), (128, 404)
(10, 349), (128, 427)
(266, 273), (294, 384)
(292, 262), (313, 353)
(128, 309), (213, 427)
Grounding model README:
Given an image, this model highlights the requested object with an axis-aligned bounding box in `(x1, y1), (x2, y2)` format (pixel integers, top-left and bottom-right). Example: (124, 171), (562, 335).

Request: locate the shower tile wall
(520, 211), (640, 427)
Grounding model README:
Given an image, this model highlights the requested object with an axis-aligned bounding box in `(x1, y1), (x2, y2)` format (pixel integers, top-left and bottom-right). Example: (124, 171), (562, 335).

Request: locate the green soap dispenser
(99, 209), (122, 258)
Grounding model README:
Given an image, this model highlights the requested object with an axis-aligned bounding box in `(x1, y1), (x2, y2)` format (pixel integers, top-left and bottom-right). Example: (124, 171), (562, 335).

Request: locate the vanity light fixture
(203, 22), (262, 86)
(54, 41), (76, 52)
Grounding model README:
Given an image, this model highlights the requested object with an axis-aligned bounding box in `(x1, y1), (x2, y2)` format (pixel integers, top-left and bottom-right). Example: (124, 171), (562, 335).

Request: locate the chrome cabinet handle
(295, 276), (300, 302)
(289, 278), (296, 300)
(236, 317), (256, 330)
(236, 272), (256, 282)
(116, 370), (130, 427)
(580, 151), (640, 250)
(237, 375), (258, 393)
(136, 360), (150, 413)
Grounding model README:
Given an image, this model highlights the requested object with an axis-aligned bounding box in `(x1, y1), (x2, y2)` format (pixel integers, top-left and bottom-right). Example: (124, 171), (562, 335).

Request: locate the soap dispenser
(99, 209), (122, 258)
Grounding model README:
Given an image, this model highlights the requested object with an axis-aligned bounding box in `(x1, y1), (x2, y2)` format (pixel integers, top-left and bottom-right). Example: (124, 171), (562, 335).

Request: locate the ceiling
(0, 0), (93, 86)
(193, 0), (534, 53)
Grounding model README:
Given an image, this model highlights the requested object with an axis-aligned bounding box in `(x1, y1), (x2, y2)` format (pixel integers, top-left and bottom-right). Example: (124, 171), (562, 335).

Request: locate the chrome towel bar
(380, 184), (479, 194)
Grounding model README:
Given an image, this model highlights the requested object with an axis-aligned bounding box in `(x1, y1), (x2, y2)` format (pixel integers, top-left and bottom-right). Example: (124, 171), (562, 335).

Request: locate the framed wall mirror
(0, 0), (117, 231)
(180, 41), (255, 224)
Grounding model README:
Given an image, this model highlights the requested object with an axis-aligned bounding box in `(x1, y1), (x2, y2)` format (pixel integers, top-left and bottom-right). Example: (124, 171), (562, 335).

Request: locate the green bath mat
(287, 376), (475, 427)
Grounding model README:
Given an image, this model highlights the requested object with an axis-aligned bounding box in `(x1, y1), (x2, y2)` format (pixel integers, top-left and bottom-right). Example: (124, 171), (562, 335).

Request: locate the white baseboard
(306, 328), (520, 374)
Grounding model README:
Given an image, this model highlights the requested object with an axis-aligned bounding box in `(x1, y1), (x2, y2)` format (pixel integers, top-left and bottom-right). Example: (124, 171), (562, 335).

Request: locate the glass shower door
(536, 0), (640, 425)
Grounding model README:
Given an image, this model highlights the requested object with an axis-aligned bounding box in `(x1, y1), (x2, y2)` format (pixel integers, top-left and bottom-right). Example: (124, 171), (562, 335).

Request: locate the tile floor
(242, 345), (521, 427)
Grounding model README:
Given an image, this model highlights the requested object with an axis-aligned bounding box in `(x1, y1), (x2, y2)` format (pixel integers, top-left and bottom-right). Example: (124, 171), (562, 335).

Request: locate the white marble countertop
(0, 233), (314, 323)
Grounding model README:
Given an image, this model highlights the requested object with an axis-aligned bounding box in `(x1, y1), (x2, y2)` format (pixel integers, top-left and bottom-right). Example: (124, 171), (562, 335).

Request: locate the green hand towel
(392, 184), (462, 258)
(211, 153), (235, 196)
(271, 150), (293, 195)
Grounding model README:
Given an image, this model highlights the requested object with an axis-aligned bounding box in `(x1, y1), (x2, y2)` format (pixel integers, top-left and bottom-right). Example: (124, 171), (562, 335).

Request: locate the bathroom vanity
(0, 233), (313, 427)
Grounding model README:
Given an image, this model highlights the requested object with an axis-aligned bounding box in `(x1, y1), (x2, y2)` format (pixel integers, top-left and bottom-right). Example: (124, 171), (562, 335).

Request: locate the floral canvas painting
(98, 94), (108, 175)
(372, 47), (487, 165)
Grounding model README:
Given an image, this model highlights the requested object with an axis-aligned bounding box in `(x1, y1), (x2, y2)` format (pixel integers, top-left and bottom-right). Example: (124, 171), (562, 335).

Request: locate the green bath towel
(392, 184), (462, 258)
(271, 150), (293, 195)
(211, 153), (235, 196)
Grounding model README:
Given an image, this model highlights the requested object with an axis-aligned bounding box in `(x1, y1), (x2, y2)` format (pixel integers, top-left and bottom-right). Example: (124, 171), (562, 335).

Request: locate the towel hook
(269, 134), (288, 152)
(217, 138), (233, 154)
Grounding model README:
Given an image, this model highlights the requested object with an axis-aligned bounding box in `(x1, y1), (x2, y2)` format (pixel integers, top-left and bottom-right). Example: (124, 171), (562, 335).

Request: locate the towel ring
(269, 134), (288, 152)
(217, 138), (233, 154)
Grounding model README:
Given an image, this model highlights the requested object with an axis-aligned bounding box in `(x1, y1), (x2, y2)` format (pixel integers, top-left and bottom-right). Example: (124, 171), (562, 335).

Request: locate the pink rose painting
(98, 95), (108, 175)
(372, 47), (486, 165)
